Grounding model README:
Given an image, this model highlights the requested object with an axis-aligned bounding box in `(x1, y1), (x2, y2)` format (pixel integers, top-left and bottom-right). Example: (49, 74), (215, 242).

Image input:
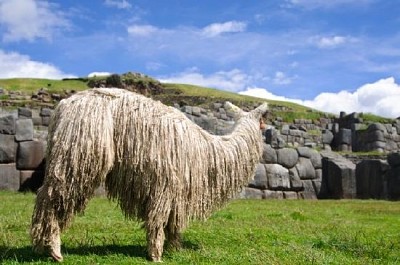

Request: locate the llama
(31, 88), (268, 262)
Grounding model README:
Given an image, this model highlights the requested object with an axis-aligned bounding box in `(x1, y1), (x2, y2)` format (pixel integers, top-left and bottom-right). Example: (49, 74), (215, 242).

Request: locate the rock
(18, 107), (32, 119)
(40, 108), (53, 117)
(296, 157), (316, 179)
(297, 147), (312, 158)
(277, 148), (298, 168)
(338, 128), (352, 145)
(264, 190), (284, 199)
(0, 115), (16, 134)
(0, 164), (19, 191)
(321, 155), (356, 199)
(265, 164), (290, 190)
(16, 140), (46, 170)
(262, 143), (277, 164)
(0, 134), (17, 163)
(249, 164), (268, 189)
(388, 167), (400, 200)
(283, 191), (298, 199)
(239, 187), (264, 199)
(288, 167), (303, 191)
(300, 180), (317, 199)
(356, 159), (389, 199)
(310, 150), (322, 169)
(15, 119), (34, 142)
(388, 152), (400, 167)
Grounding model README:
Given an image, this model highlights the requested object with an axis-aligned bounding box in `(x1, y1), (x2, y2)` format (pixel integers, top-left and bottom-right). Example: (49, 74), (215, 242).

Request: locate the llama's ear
(224, 101), (247, 117)
(251, 102), (268, 118)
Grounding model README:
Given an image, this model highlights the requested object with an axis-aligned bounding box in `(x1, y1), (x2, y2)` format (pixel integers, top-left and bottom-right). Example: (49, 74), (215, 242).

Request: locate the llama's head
(224, 101), (268, 127)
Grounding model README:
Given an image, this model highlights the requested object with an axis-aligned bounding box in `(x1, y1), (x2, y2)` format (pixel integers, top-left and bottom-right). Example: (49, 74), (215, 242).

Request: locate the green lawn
(1, 191), (399, 264)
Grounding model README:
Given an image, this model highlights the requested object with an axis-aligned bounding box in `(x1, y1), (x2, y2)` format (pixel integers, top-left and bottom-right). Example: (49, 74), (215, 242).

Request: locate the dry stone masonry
(1, 104), (400, 200)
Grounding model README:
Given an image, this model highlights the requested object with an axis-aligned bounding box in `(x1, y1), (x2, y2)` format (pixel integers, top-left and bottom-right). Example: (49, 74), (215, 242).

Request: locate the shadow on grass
(0, 240), (200, 262)
(0, 244), (147, 262)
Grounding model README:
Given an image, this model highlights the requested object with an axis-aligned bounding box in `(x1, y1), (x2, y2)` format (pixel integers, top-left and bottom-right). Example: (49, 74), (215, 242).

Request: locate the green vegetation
(0, 78), (88, 93)
(360, 113), (393, 124)
(1, 191), (399, 264)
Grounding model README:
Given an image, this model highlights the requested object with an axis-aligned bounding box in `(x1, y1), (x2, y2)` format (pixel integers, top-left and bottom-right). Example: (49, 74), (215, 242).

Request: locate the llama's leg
(31, 184), (63, 262)
(165, 211), (182, 250)
(146, 222), (166, 262)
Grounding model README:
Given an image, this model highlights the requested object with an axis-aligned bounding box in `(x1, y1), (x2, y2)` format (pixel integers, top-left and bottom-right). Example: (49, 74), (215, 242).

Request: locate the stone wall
(0, 107), (50, 191)
(1, 105), (400, 200)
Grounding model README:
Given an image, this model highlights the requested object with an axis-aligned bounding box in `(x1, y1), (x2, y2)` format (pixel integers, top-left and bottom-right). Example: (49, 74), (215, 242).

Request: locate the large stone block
(16, 140), (45, 170)
(277, 148), (298, 168)
(288, 167), (303, 191)
(15, 119), (34, 141)
(249, 164), (268, 189)
(0, 164), (19, 191)
(265, 164), (290, 190)
(296, 157), (316, 179)
(18, 107), (32, 118)
(338, 128), (352, 145)
(239, 187), (264, 199)
(356, 159), (389, 199)
(299, 180), (317, 199)
(264, 190), (284, 199)
(322, 155), (356, 199)
(388, 152), (400, 167)
(0, 134), (17, 163)
(388, 167), (400, 200)
(261, 143), (277, 164)
(0, 115), (16, 134)
(283, 191), (298, 199)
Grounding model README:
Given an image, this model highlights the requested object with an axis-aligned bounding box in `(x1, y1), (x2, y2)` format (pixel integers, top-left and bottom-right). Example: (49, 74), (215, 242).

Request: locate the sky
(0, 0), (400, 118)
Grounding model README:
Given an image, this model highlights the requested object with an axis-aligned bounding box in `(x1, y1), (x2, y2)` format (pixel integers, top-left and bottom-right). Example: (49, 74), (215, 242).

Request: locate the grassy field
(1, 191), (399, 264)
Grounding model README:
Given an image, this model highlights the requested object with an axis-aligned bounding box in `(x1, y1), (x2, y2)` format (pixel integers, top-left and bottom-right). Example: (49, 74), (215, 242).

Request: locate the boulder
(18, 107), (32, 118)
(277, 148), (298, 168)
(0, 134), (17, 163)
(265, 164), (290, 190)
(338, 128), (352, 145)
(288, 167), (303, 191)
(296, 157), (316, 179)
(283, 191), (298, 199)
(388, 152), (400, 167)
(15, 119), (34, 142)
(249, 164), (268, 189)
(239, 187), (264, 199)
(261, 143), (277, 164)
(16, 140), (45, 170)
(321, 154), (356, 199)
(356, 159), (389, 199)
(388, 167), (400, 200)
(264, 190), (284, 199)
(300, 180), (317, 199)
(0, 164), (19, 191)
(0, 115), (16, 134)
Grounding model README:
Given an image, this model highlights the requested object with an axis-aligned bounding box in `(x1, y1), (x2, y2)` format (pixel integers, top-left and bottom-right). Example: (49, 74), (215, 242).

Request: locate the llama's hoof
(149, 255), (162, 262)
(50, 250), (63, 262)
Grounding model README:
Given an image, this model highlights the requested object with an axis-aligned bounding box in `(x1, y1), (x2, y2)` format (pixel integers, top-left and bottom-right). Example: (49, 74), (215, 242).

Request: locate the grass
(1, 191), (400, 264)
(0, 78), (89, 93)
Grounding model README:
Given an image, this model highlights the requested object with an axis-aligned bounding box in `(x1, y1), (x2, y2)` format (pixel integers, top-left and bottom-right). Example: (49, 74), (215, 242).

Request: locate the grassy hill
(0, 74), (392, 124)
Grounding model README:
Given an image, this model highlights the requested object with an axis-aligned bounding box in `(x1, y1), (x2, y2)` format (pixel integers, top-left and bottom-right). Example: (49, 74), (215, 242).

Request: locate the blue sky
(1, 0), (400, 118)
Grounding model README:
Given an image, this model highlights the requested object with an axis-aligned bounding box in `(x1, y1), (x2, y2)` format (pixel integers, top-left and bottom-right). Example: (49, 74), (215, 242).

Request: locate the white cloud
(239, 77), (400, 118)
(202, 21), (247, 37)
(87, 72), (111, 77)
(127, 24), (159, 37)
(273, 71), (295, 85)
(0, 0), (69, 42)
(310, 35), (355, 49)
(159, 68), (251, 92)
(104, 0), (131, 9)
(0, 50), (74, 79)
